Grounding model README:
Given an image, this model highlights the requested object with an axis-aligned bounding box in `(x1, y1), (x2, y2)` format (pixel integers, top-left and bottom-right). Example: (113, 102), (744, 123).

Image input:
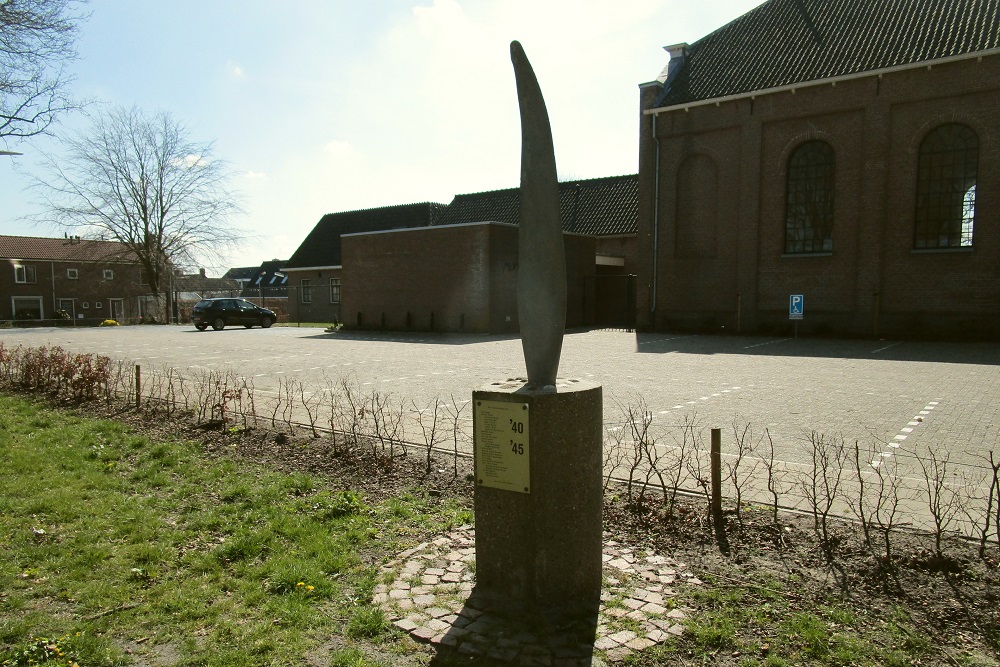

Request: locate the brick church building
(636, 0), (999, 338)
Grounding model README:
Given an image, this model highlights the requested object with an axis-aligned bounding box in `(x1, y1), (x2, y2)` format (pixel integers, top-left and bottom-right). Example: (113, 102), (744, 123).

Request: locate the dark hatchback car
(191, 298), (276, 331)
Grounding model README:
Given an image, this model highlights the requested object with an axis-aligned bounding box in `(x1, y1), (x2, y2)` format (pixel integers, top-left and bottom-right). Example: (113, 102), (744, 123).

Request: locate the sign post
(789, 294), (803, 338)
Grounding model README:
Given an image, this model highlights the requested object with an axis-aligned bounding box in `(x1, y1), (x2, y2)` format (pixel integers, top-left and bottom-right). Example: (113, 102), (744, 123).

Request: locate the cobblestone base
(373, 526), (700, 664)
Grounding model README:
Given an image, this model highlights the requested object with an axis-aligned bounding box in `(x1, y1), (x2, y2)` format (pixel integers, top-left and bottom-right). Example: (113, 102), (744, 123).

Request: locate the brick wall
(1, 258), (148, 323)
(637, 52), (1000, 339)
(341, 223), (597, 334)
(284, 268), (342, 324)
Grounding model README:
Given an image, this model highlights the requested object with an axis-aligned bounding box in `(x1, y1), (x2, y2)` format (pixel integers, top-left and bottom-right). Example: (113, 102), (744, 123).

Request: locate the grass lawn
(0, 394), (470, 667)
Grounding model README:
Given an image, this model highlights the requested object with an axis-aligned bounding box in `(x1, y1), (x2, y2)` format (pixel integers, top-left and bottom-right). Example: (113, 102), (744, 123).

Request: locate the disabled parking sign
(789, 294), (804, 320)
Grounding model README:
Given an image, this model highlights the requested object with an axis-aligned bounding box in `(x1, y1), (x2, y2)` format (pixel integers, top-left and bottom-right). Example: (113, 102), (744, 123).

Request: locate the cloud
(227, 60), (246, 79)
(243, 170), (267, 180)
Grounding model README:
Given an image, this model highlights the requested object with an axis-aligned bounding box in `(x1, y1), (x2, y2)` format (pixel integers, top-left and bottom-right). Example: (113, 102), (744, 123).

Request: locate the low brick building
(637, 0), (999, 339)
(342, 222), (596, 333)
(283, 176), (638, 332)
(283, 203), (447, 324)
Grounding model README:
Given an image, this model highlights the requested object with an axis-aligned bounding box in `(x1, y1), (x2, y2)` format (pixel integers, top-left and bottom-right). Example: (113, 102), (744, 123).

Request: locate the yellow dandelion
(296, 581), (304, 587)
(305, 585), (315, 591)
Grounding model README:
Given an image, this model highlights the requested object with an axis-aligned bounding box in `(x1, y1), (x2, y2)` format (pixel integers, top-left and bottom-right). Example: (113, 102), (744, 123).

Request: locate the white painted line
(253, 373), (265, 377)
(872, 342), (901, 354)
(901, 427), (914, 433)
(744, 338), (790, 349)
(894, 435), (907, 440)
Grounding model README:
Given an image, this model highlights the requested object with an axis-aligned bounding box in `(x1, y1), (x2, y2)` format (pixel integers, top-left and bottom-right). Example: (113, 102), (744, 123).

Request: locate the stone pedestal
(473, 378), (603, 609)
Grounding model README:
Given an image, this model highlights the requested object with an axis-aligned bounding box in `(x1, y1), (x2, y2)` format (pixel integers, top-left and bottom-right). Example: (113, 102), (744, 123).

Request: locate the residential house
(0, 234), (150, 324)
(637, 0), (999, 338)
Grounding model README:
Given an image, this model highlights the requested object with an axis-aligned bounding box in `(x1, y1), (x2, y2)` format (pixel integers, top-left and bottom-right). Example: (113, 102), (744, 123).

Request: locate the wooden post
(135, 365), (141, 409)
(710, 427), (723, 527)
(710, 427), (730, 555)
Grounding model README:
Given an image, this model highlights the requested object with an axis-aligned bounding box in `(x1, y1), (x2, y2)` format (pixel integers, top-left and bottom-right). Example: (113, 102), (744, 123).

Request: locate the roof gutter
(643, 47), (1000, 116)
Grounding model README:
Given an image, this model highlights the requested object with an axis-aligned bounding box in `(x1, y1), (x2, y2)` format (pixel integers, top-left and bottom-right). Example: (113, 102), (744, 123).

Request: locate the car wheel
(212, 318), (225, 331)
(261, 317), (273, 329)
(196, 323), (208, 331)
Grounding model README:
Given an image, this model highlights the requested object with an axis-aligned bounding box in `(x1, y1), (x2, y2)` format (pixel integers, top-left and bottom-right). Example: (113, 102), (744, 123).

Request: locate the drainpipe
(50, 261), (56, 316)
(651, 112), (661, 322)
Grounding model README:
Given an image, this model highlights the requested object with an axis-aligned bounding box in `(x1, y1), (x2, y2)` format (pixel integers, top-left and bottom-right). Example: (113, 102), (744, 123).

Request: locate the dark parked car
(191, 298), (276, 331)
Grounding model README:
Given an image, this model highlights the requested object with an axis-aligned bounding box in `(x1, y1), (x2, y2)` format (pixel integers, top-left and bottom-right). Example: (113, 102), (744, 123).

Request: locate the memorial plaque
(474, 399), (530, 493)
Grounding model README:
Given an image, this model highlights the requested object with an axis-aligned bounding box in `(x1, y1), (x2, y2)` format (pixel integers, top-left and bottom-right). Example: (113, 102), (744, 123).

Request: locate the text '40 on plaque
(474, 400), (530, 494)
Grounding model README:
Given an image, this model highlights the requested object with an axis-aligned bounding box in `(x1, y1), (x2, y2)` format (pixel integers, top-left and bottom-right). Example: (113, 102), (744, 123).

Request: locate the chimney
(657, 43), (689, 84)
(199, 268), (206, 278)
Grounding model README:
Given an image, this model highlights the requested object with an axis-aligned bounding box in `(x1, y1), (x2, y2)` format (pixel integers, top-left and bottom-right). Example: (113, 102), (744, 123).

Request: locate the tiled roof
(0, 234), (139, 263)
(655, 0), (1000, 108)
(284, 203), (447, 269)
(435, 174), (638, 236)
(172, 274), (240, 293)
(223, 266), (258, 281)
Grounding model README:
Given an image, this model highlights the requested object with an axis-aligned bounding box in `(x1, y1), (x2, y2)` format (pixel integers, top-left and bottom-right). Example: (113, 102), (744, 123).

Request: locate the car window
(194, 300), (212, 309)
(238, 300), (254, 311)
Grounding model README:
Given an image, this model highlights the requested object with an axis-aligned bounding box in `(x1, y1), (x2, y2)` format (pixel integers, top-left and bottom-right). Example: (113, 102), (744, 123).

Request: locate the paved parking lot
(3, 325), (998, 480)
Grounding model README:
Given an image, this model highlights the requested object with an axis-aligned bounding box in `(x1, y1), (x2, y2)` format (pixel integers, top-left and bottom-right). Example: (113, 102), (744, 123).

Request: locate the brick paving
(372, 525), (697, 664)
(4, 325), (998, 484)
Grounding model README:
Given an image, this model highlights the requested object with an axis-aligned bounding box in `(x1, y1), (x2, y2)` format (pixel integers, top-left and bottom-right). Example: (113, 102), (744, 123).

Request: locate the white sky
(1, 0), (765, 273)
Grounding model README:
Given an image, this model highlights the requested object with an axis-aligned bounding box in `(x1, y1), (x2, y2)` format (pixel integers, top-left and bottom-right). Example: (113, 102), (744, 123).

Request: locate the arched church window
(785, 140), (835, 254)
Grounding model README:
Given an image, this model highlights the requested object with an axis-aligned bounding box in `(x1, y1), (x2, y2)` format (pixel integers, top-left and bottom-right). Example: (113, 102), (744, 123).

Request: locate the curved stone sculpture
(511, 40), (566, 389)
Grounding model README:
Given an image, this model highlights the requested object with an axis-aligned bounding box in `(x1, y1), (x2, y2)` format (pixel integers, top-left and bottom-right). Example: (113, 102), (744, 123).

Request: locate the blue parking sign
(789, 294), (804, 320)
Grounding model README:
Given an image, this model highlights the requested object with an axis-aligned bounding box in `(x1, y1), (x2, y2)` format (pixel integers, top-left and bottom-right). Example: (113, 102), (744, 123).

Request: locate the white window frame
(103, 269), (115, 280)
(11, 296), (43, 320)
(329, 277), (341, 304)
(67, 268), (79, 280)
(300, 278), (312, 304)
(14, 264), (37, 284)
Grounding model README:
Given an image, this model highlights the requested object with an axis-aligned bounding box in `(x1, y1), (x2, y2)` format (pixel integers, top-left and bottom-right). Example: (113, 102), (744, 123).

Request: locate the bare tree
(33, 105), (244, 319)
(0, 0), (85, 142)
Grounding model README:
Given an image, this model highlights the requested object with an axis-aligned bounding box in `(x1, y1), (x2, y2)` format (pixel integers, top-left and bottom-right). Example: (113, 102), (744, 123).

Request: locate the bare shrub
(369, 389), (405, 460)
(413, 397), (444, 474)
(847, 440), (883, 549)
(663, 415), (697, 517)
(917, 447), (963, 558)
(799, 432), (848, 559)
(443, 395), (470, 478)
(760, 429), (788, 526)
(602, 419), (628, 494)
(726, 418), (762, 526)
(685, 443), (712, 525)
(297, 380), (323, 437)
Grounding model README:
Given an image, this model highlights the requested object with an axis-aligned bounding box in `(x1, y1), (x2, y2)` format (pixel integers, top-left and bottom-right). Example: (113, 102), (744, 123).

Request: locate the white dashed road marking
(871, 399), (941, 467)
(744, 339), (791, 349)
(659, 386), (742, 414)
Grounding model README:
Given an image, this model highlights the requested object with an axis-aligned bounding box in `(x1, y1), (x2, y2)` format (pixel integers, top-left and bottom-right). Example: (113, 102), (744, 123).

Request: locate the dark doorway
(586, 274), (636, 329)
